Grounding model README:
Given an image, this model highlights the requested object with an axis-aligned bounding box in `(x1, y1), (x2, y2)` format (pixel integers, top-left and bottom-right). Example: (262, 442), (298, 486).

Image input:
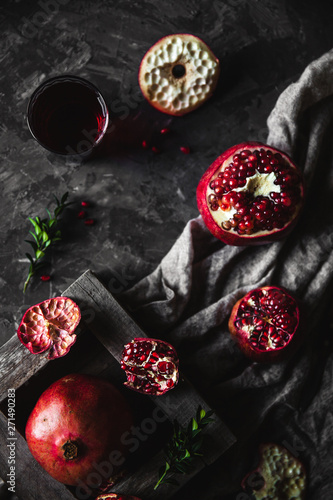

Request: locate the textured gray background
(1, 0), (333, 346)
(1, 0), (333, 498)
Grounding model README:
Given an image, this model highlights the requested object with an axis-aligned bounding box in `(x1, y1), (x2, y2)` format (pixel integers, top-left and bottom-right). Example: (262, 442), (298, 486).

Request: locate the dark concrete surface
(0, 0), (333, 497)
(1, 0), (333, 344)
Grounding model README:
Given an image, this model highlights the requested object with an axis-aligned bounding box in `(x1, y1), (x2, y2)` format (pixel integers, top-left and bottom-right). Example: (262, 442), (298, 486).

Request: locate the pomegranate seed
(151, 146), (160, 153)
(180, 146), (190, 154)
(77, 210), (87, 219)
(81, 201), (90, 207)
(84, 219), (95, 225)
(142, 140), (149, 149)
(160, 128), (170, 134)
(40, 275), (51, 282)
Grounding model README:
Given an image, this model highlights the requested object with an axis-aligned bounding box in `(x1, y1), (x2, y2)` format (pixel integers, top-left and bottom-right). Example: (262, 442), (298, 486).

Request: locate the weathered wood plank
(0, 411), (75, 500)
(0, 336), (49, 403)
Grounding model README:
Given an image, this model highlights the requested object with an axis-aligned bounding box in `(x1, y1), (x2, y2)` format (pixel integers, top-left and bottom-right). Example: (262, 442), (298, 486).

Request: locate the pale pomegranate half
(228, 286), (301, 362)
(197, 142), (304, 245)
(121, 338), (179, 396)
(25, 374), (133, 487)
(17, 297), (81, 359)
(95, 494), (141, 500)
(138, 33), (220, 116)
(242, 443), (306, 499)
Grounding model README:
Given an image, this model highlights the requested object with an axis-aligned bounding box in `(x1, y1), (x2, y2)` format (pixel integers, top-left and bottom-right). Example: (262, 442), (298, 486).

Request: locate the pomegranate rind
(17, 297), (81, 360)
(228, 286), (301, 363)
(242, 443), (306, 499)
(25, 374), (134, 487)
(138, 33), (220, 116)
(95, 495), (141, 500)
(197, 141), (304, 246)
(121, 337), (179, 396)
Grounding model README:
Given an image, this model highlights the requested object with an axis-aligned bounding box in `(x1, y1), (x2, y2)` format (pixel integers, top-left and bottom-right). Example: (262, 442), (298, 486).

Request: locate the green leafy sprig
(154, 406), (214, 490)
(23, 192), (71, 293)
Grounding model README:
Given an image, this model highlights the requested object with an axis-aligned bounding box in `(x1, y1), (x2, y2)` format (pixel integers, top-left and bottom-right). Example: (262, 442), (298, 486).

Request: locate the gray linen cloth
(120, 49), (333, 499)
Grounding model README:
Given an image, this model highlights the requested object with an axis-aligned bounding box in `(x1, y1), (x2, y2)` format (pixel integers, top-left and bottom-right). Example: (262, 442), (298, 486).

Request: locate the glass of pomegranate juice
(27, 75), (109, 156)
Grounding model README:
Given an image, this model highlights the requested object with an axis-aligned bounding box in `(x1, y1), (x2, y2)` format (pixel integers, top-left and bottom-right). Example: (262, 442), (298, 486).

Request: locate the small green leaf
(25, 253), (34, 264)
(61, 192), (69, 204)
(25, 239), (38, 252)
(35, 250), (45, 259)
(192, 418), (198, 431)
(41, 231), (49, 243)
(199, 408), (206, 421)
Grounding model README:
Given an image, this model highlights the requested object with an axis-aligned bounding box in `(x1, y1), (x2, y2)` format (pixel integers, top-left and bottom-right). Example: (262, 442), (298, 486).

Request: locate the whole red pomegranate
(197, 142), (304, 245)
(121, 338), (179, 396)
(17, 297), (81, 359)
(228, 286), (301, 362)
(242, 443), (306, 499)
(25, 374), (133, 487)
(138, 34), (220, 116)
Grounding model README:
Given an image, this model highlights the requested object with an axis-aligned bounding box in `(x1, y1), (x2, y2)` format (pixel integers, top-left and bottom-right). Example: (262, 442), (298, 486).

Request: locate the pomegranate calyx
(62, 439), (79, 460)
(121, 337), (179, 396)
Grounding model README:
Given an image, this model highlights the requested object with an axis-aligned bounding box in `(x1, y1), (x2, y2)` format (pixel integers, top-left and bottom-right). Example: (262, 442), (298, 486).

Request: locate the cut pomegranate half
(17, 297), (81, 359)
(138, 34), (220, 116)
(228, 286), (301, 362)
(197, 142), (304, 245)
(121, 338), (179, 396)
(242, 443), (306, 499)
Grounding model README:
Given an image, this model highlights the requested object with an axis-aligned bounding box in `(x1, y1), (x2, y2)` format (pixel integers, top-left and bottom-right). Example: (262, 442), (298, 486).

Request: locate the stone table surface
(0, 0), (333, 497)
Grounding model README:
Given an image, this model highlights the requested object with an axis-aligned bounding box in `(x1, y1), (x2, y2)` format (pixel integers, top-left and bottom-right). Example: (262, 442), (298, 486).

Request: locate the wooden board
(0, 270), (236, 499)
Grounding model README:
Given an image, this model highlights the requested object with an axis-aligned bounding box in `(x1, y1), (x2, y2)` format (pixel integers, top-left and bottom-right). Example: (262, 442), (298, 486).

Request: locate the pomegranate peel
(17, 297), (81, 359)
(197, 142), (304, 245)
(138, 34), (220, 116)
(228, 286), (301, 362)
(121, 337), (179, 396)
(242, 443), (306, 499)
(25, 374), (133, 487)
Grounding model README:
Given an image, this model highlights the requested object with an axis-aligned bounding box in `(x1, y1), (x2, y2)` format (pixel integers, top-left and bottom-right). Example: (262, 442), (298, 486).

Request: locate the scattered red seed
(77, 210), (87, 219)
(180, 146), (190, 154)
(40, 275), (51, 282)
(151, 146), (161, 153)
(160, 128), (170, 134)
(142, 140), (149, 149)
(81, 201), (90, 207)
(84, 219), (95, 226)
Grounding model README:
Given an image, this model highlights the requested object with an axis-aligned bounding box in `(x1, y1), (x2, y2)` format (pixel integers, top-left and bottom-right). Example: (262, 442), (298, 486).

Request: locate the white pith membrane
(121, 339), (179, 395)
(18, 298), (80, 359)
(236, 288), (298, 352)
(140, 35), (219, 114)
(206, 146), (302, 238)
(248, 444), (306, 500)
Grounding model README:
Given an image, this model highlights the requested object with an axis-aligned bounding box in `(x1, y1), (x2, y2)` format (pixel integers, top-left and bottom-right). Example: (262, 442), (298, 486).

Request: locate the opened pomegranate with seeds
(228, 286), (301, 362)
(242, 443), (306, 499)
(17, 297), (81, 359)
(197, 142), (304, 245)
(25, 374), (133, 488)
(121, 338), (179, 396)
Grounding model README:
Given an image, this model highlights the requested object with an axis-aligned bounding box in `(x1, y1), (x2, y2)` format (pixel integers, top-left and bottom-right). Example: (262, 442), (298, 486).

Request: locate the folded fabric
(120, 48), (333, 499)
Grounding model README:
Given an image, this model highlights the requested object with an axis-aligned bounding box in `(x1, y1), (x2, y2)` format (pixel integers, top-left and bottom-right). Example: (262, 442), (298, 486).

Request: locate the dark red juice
(28, 76), (108, 155)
